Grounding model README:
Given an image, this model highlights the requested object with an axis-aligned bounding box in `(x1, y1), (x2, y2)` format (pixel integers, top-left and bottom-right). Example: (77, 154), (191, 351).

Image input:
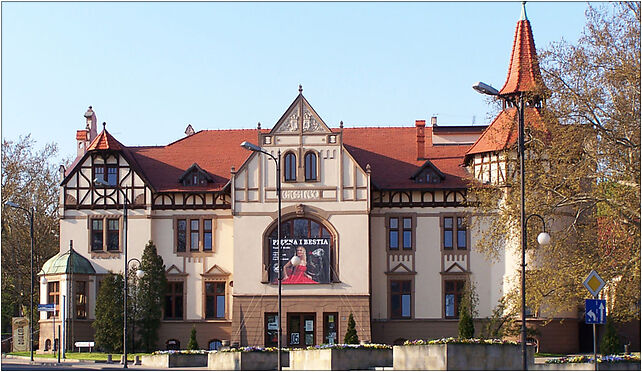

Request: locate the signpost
(38, 304), (58, 363)
(583, 270), (606, 371)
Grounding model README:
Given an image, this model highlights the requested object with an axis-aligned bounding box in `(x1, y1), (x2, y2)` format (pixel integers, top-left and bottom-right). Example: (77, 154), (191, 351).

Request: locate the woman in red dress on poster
(282, 246), (318, 284)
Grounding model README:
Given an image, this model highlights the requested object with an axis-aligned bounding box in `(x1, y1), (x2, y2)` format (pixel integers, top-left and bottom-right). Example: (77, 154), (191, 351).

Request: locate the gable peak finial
(520, 1), (528, 21)
(102, 122), (106, 129)
(298, 84), (303, 94)
(340, 120), (344, 128)
(257, 122), (261, 130)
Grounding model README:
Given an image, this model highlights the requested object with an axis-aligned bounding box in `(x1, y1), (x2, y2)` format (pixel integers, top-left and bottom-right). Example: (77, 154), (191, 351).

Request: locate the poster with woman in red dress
(282, 246), (318, 284)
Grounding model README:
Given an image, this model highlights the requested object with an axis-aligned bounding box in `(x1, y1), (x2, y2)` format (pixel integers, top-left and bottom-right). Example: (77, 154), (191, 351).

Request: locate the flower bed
(290, 344), (392, 370)
(528, 355), (642, 371)
(209, 347), (288, 370)
(142, 350), (208, 368)
(394, 338), (532, 370)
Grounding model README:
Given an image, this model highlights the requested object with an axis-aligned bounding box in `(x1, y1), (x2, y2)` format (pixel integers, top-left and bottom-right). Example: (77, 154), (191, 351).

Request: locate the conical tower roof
(40, 248), (96, 275)
(498, 2), (546, 97)
(87, 123), (124, 151)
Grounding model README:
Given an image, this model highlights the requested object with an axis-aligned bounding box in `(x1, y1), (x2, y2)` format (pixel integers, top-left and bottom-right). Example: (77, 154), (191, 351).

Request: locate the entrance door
(287, 313), (315, 347)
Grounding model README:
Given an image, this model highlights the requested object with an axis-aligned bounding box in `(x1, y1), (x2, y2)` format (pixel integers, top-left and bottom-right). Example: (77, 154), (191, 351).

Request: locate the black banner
(269, 238), (331, 284)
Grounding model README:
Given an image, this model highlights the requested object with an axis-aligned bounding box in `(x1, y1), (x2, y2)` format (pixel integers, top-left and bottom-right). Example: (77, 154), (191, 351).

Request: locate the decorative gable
(201, 264), (230, 279)
(179, 163), (214, 186)
(411, 160), (445, 184)
(166, 264), (187, 276)
(270, 86), (332, 135)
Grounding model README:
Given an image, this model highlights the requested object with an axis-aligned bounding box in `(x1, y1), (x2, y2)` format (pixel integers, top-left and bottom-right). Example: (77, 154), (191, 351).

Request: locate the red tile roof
(69, 126), (477, 192)
(127, 130), (261, 192)
(76, 130), (88, 140)
(498, 19), (545, 96)
(465, 107), (544, 157)
(342, 127), (472, 189)
(87, 128), (124, 151)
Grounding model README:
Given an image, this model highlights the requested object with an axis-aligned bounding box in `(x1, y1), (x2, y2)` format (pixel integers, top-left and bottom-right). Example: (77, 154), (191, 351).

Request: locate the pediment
(202, 264), (230, 278)
(166, 264), (185, 276)
(390, 262), (413, 273)
(444, 262), (467, 273)
(270, 88), (332, 135)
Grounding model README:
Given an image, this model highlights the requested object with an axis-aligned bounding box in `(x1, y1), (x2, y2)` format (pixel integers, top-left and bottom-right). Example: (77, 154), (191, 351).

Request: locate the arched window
(304, 152), (317, 181)
(267, 217), (334, 283)
(208, 339), (222, 351)
(284, 153), (296, 181)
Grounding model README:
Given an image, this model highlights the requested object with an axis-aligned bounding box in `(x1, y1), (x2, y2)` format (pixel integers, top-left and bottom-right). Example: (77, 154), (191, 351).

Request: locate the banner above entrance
(270, 238), (330, 284)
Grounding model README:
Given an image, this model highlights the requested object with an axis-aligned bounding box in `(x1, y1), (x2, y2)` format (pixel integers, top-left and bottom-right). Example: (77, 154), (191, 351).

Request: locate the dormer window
(411, 160), (445, 185)
(179, 163), (214, 186)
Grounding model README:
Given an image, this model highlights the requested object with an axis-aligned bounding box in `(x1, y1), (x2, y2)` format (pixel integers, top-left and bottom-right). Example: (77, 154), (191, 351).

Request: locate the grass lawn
(8, 351), (150, 361)
(535, 352), (566, 357)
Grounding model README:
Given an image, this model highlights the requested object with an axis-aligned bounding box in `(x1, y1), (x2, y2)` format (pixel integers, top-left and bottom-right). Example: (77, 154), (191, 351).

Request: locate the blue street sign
(585, 299), (606, 324)
(38, 304), (55, 312)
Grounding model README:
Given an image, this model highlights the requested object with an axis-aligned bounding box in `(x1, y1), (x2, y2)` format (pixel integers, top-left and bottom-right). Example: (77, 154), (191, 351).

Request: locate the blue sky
(2, 1), (590, 164)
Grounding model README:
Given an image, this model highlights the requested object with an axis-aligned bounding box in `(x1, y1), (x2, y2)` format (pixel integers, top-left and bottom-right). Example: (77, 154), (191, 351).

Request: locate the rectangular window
(107, 166), (118, 186)
(203, 220), (212, 251)
(94, 166), (105, 183)
(265, 313), (278, 347)
(47, 281), (60, 318)
(75, 281), (87, 319)
(390, 280), (412, 319)
(164, 282), (184, 320)
(177, 219), (186, 252)
(107, 219), (119, 251)
(402, 217), (412, 250)
(323, 312), (339, 344)
(205, 282), (226, 319)
(444, 280), (465, 318)
(389, 218), (399, 250)
(91, 220), (103, 251)
(457, 217), (467, 250)
(190, 220), (200, 251)
(443, 217), (453, 250)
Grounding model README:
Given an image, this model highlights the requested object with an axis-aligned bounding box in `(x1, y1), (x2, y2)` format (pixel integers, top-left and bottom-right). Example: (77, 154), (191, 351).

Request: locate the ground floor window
(444, 280), (465, 318)
(390, 279), (412, 319)
(164, 281), (184, 320)
(287, 313), (315, 347)
(205, 281), (226, 319)
(323, 312), (338, 344)
(265, 313), (278, 347)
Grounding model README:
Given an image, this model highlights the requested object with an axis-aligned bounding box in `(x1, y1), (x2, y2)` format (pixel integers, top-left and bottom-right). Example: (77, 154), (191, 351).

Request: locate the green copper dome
(40, 248), (96, 275)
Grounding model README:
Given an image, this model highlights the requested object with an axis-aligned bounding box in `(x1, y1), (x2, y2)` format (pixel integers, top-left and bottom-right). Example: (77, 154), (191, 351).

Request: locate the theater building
(38, 6), (590, 353)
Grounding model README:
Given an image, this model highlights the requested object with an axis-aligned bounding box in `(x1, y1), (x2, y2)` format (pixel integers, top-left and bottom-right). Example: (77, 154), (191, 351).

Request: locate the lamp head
(240, 141), (262, 152)
(537, 232), (551, 246)
(135, 269), (145, 279)
(472, 81), (499, 96)
(290, 256), (301, 266)
(40, 276), (48, 285)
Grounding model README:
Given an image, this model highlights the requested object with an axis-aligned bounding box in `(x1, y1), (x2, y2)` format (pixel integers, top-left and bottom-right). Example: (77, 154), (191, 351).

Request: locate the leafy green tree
(600, 318), (621, 355)
(343, 313), (359, 344)
(93, 273), (124, 353)
(1, 135), (61, 334)
(187, 326), (199, 350)
(137, 241), (167, 352)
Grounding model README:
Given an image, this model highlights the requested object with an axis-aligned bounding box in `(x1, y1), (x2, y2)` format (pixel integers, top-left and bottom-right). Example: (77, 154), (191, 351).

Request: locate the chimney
(415, 120), (426, 160)
(430, 116), (437, 126)
(84, 106), (97, 141)
(77, 106), (97, 157)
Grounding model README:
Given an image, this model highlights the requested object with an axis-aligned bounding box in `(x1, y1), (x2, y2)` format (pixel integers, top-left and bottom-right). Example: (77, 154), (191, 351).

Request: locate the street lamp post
(473, 83), (550, 370)
(126, 258), (145, 354)
(5, 201), (35, 362)
(240, 141), (283, 371)
(94, 178), (131, 367)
